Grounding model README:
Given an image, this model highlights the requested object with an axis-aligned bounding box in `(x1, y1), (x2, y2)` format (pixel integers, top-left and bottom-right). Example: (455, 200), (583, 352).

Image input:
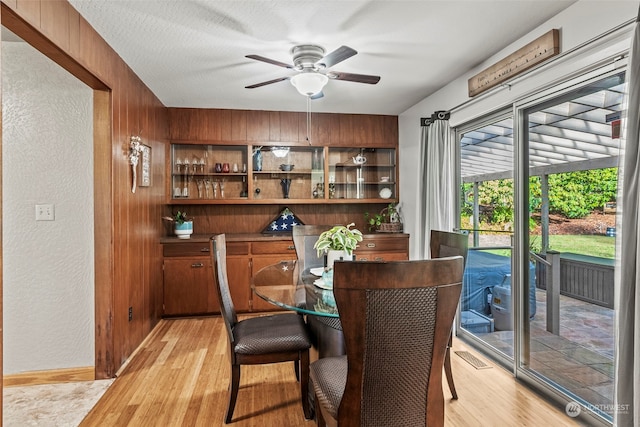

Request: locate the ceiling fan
(245, 44), (380, 98)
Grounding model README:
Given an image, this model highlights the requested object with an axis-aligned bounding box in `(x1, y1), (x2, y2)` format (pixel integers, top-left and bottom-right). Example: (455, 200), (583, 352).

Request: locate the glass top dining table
(252, 266), (340, 318)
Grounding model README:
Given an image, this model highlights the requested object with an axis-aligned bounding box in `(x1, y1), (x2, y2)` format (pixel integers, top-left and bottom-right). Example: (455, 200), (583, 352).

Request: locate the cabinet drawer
(227, 242), (250, 256)
(355, 252), (408, 262)
(357, 236), (408, 253)
(251, 240), (296, 255)
(163, 242), (212, 257)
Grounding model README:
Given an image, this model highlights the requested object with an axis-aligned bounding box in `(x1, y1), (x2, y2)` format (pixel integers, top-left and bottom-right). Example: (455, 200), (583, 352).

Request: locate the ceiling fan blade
(245, 77), (290, 89)
(317, 45), (357, 68)
(327, 71), (380, 84)
(245, 54), (294, 69)
(310, 91), (324, 100)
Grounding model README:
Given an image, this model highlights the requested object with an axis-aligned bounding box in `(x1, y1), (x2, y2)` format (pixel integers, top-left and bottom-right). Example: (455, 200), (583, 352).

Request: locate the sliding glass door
(517, 71), (623, 423)
(457, 69), (624, 425)
(458, 113), (515, 360)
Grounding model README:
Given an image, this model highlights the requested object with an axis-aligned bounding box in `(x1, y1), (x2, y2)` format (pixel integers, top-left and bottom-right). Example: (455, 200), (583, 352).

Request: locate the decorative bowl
(279, 164), (294, 171)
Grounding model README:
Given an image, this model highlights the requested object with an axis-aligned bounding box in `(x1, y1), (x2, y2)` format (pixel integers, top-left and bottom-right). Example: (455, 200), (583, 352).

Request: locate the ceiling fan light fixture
(290, 72), (328, 97)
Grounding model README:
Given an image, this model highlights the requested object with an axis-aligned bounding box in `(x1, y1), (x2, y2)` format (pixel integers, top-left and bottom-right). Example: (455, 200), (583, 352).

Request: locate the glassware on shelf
(175, 157), (182, 173)
(196, 180), (204, 198)
(219, 180), (225, 198)
(281, 178), (291, 198)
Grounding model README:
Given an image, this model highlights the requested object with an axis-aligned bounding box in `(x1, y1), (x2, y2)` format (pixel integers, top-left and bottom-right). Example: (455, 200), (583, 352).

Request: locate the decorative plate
(379, 187), (392, 199)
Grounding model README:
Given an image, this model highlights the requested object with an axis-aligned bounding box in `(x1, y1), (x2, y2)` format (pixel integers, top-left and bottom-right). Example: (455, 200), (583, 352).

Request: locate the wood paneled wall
(166, 108), (399, 236)
(1, 1), (168, 379)
(168, 108), (399, 148)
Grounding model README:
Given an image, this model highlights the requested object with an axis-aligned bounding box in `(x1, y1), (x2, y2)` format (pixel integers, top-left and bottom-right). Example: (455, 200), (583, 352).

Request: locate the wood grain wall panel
(195, 108), (210, 140)
(3, 0), (17, 10)
(269, 111), (280, 141)
(339, 114), (354, 145)
(40, 0), (69, 52)
(67, 5), (80, 58)
(246, 110), (270, 141)
(172, 203), (390, 236)
(218, 109), (232, 140)
(231, 110), (247, 141)
(280, 111), (302, 142)
(312, 113), (335, 145)
(166, 107), (398, 147)
(15, 0), (40, 27)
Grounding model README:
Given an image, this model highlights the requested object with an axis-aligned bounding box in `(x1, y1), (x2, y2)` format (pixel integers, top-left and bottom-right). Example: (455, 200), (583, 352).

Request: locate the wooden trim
(3, 366), (95, 387)
(1, 3), (108, 90)
(93, 89), (114, 379)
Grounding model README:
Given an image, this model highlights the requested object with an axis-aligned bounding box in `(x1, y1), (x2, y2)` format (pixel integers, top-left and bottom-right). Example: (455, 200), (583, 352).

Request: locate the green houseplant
(163, 211), (193, 239)
(364, 203), (401, 232)
(314, 223), (363, 257)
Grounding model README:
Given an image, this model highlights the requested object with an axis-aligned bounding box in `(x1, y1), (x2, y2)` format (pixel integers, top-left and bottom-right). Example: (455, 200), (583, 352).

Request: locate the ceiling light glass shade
(290, 73), (328, 96)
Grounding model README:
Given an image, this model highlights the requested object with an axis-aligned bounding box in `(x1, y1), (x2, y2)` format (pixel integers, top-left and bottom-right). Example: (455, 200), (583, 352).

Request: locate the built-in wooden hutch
(162, 108), (408, 316)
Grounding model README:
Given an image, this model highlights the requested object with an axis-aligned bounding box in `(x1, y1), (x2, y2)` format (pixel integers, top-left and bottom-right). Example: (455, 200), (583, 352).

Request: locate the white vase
(174, 220), (193, 239)
(326, 249), (353, 269)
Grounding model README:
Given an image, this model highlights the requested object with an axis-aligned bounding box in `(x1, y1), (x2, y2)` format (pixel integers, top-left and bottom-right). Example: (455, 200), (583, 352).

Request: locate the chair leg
(300, 350), (312, 419)
(225, 364), (241, 424)
(314, 390), (326, 427)
(294, 358), (301, 382)
(444, 332), (458, 399)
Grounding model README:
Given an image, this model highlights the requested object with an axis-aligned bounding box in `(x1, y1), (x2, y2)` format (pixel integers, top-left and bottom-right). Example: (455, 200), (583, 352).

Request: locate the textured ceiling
(67, 0), (576, 115)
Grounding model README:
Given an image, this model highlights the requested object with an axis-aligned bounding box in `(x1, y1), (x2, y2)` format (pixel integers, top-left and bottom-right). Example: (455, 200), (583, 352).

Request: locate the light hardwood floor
(80, 316), (580, 426)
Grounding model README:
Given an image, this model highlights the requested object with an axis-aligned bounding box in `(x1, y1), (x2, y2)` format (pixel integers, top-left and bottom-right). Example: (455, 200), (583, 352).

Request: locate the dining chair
(210, 234), (312, 423)
(310, 257), (464, 427)
(430, 229), (469, 400)
(292, 224), (334, 272)
(292, 224), (345, 358)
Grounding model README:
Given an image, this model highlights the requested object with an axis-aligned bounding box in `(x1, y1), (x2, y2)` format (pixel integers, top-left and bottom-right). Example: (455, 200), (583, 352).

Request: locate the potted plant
(364, 203), (402, 232)
(163, 211), (193, 239)
(314, 223), (363, 268)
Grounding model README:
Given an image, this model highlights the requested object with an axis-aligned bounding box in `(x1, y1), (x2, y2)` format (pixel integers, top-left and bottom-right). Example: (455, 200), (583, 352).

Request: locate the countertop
(160, 233), (294, 244)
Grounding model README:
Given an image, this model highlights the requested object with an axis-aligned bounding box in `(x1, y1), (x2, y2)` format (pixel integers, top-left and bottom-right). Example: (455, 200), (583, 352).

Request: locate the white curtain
(418, 117), (456, 258)
(614, 11), (640, 427)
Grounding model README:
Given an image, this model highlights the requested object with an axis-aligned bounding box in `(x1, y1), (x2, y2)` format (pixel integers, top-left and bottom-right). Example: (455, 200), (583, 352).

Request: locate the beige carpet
(3, 380), (114, 426)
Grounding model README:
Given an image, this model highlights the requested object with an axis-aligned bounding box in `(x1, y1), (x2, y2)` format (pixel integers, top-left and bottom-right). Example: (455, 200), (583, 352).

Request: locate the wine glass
(175, 157), (182, 173)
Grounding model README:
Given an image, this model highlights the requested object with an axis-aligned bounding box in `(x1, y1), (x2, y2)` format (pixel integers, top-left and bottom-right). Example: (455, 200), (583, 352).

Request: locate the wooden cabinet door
(225, 256), (251, 312)
(251, 254), (296, 312)
(163, 258), (219, 316)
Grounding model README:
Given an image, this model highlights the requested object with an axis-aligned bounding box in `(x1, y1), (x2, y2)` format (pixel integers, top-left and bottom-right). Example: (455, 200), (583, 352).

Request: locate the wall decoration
(468, 29), (559, 97)
(140, 144), (151, 187)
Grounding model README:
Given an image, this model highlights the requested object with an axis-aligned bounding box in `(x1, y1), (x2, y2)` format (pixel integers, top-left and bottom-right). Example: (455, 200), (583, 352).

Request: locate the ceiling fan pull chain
(306, 96), (312, 145)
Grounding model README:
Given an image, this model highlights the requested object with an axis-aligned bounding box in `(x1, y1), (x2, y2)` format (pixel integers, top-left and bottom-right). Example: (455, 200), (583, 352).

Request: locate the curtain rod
(444, 16), (637, 116)
(420, 110), (450, 126)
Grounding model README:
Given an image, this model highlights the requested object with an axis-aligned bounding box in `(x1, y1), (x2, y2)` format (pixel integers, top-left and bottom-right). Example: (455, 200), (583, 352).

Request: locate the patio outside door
(458, 113), (515, 360)
(517, 71), (622, 423)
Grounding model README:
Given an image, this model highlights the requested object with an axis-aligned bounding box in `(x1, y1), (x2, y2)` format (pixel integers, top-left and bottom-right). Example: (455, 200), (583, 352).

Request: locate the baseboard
(3, 366), (95, 387)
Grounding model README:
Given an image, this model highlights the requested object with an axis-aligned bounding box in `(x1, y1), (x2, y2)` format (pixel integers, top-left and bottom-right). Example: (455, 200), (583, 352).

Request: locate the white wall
(399, 1), (638, 259)
(2, 41), (94, 374)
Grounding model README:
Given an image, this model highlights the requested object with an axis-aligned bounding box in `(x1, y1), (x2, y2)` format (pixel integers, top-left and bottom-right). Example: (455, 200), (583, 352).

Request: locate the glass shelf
(328, 148), (397, 200)
(169, 144), (397, 203)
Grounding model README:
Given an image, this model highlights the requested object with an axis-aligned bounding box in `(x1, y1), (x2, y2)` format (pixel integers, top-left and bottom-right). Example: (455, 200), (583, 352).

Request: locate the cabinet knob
(191, 262), (204, 268)
(374, 257), (384, 261)
(200, 247), (210, 253)
(287, 245), (295, 250)
(367, 243), (376, 248)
